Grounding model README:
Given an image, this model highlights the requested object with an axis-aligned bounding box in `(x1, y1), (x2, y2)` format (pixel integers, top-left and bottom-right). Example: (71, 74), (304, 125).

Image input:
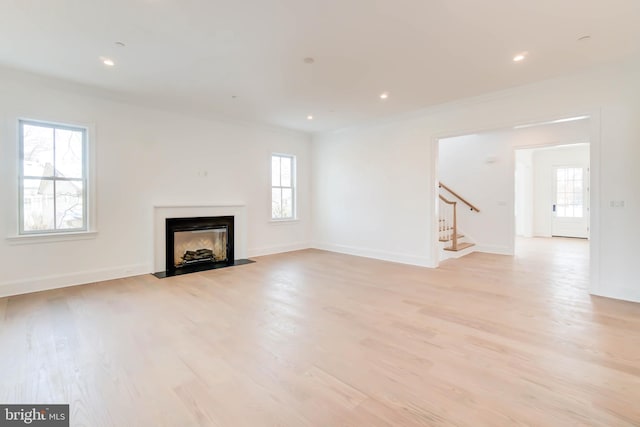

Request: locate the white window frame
(18, 118), (89, 235)
(271, 153), (296, 221)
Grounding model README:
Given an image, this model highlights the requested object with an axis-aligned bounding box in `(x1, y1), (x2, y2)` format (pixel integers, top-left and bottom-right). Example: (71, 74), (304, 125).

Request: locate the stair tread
(443, 242), (475, 251)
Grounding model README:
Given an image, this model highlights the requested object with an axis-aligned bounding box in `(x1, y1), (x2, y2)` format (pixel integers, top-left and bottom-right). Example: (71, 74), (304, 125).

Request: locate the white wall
(0, 67), (312, 297)
(515, 149), (534, 237)
(312, 123), (434, 266)
(532, 145), (590, 237)
(313, 58), (640, 303)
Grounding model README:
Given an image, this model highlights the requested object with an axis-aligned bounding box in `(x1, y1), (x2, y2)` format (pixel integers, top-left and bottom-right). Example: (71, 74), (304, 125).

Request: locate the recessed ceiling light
(380, 92), (389, 100)
(513, 53), (527, 62)
(304, 57), (315, 64)
(102, 58), (115, 67)
(307, 115), (313, 120)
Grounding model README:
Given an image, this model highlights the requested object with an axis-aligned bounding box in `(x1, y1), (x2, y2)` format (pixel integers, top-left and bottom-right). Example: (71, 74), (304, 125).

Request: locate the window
(271, 154), (295, 220)
(555, 167), (584, 218)
(19, 119), (88, 234)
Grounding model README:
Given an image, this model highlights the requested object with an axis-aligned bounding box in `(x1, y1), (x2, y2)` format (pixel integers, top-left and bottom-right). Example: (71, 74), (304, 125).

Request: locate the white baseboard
(312, 242), (432, 267)
(591, 288), (640, 304)
(0, 263), (150, 298)
(247, 242), (311, 258)
(533, 232), (552, 238)
(473, 244), (514, 255)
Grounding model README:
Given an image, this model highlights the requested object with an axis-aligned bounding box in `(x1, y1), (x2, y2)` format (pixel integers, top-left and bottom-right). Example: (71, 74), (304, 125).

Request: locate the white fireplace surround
(153, 204), (247, 273)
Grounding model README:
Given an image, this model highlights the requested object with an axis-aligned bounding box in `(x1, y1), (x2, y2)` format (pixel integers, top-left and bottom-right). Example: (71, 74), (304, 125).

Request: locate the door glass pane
(566, 206), (574, 217)
(556, 167), (584, 218)
(23, 178), (55, 231)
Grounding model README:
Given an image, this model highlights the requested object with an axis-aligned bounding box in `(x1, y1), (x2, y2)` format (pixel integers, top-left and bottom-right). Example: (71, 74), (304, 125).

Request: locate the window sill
(269, 218), (300, 224)
(6, 231), (98, 245)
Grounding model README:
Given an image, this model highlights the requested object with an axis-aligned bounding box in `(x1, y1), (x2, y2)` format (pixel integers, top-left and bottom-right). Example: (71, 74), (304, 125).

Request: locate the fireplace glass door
(173, 226), (228, 268)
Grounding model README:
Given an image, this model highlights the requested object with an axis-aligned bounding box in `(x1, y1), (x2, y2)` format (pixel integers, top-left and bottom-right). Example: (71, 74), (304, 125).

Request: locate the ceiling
(1, 0), (639, 133)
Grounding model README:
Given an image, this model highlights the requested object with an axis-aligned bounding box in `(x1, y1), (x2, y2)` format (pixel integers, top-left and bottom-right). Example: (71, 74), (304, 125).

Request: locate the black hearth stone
(152, 259), (255, 279)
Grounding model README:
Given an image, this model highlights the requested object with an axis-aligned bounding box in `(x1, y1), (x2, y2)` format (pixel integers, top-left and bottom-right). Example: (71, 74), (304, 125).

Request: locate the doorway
(432, 112), (599, 294)
(515, 142), (590, 242)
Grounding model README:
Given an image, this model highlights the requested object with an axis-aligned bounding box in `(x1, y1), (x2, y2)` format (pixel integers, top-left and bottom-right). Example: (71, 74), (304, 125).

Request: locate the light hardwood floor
(1, 238), (640, 426)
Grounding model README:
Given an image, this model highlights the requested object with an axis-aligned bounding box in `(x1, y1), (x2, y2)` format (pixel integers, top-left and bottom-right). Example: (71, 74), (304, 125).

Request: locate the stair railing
(439, 195), (458, 250)
(439, 182), (480, 212)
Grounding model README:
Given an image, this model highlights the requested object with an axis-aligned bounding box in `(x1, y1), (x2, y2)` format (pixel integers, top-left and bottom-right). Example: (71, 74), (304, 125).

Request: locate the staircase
(438, 182), (480, 259)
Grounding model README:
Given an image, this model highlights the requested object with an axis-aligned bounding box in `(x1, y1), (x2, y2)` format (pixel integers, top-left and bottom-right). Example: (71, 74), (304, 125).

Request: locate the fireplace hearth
(153, 215), (253, 278)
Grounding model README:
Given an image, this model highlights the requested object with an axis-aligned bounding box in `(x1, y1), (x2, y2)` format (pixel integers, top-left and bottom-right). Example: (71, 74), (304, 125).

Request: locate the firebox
(165, 216), (234, 274)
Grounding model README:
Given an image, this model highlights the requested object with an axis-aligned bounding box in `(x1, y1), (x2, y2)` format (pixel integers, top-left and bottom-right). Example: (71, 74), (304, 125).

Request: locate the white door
(552, 166), (589, 238)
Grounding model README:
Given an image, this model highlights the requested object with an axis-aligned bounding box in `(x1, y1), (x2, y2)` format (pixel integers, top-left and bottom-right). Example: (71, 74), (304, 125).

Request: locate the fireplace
(165, 216), (234, 275)
(152, 206), (254, 279)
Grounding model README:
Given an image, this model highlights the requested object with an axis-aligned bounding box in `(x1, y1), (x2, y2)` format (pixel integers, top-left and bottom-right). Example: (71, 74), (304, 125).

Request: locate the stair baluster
(438, 182), (479, 253)
(439, 195), (458, 250)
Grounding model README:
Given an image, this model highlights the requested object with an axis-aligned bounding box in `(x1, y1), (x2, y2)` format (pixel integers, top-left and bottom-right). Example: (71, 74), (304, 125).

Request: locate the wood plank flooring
(1, 238), (639, 426)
